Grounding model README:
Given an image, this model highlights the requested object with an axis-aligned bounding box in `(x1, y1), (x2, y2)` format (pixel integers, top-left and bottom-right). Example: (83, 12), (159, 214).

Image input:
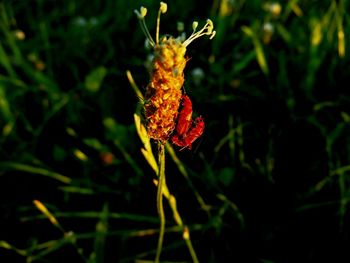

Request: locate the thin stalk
(155, 142), (166, 263)
(156, 9), (161, 44)
(183, 226), (199, 263)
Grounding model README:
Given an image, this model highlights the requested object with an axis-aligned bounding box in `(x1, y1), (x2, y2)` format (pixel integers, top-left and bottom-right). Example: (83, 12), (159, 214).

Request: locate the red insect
(174, 95), (193, 136)
(171, 95), (205, 150)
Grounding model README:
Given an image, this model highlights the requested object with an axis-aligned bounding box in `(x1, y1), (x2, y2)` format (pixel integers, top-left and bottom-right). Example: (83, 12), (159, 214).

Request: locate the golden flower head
(135, 2), (215, 142)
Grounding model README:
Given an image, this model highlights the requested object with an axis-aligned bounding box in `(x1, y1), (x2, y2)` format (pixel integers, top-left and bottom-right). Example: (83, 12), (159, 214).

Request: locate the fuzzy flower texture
(135, 2), (215, 149)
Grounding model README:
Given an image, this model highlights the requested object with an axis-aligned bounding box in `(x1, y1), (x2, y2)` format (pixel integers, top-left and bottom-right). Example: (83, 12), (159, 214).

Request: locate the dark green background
(1, 0), (350, 262)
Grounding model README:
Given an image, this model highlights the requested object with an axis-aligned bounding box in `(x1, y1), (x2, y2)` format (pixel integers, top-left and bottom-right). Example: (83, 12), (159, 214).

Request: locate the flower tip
(206, 19), (213, 28)
(134, 9), (145, 19)
(140, 6), (148, 17)
(192, 21), (198, 31)
(160, 2), (167, 13)
(134, 6), (147, 19)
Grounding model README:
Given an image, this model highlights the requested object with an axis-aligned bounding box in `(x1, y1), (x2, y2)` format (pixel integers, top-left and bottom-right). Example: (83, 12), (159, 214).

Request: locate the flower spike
(135, 2), (215, 142)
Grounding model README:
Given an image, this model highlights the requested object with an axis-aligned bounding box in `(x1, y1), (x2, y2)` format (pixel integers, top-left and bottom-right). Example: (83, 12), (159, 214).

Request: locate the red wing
(175, 95), (193, 136)
(171, 116), (205, 150)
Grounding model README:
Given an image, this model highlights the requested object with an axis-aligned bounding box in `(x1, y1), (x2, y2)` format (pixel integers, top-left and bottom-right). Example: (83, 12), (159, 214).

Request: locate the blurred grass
(1, 0), (350, 262)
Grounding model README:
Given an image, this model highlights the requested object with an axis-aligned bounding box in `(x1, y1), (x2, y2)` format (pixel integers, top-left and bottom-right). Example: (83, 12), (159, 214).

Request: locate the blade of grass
(21, 211), (159, 224)
(0, 240), (27, 257)
(90, 203), (109, 263)
(33, 200), (63, 231)
(241, 25), (269, 75)
(0, 42), (16, 77)
(0, 162), (71, 184)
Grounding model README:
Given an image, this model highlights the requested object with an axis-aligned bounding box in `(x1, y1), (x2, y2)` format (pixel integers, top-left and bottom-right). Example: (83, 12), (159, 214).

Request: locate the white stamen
(156, 2), (168, 44)
(134, 6), (155, 47)
(182, 19), (216, 47)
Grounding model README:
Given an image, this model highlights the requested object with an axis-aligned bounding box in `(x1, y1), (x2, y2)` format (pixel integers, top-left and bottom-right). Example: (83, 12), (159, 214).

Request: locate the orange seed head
(135, 2), (215, 142)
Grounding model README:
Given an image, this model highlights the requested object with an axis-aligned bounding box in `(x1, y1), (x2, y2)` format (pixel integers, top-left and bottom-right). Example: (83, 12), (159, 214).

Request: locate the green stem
(155, 142), (166, 263)
(183, 226), (199, 263)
